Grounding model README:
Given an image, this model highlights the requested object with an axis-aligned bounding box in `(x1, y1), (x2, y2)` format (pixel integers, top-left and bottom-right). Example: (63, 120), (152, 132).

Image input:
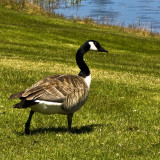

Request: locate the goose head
(78, 40), (108, 54)
(88, 40), (108, 53)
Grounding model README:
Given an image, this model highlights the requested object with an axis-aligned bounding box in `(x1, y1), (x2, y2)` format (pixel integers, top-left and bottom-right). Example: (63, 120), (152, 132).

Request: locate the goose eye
(94, 42), (99, 49)
(94, 42), (97, 46)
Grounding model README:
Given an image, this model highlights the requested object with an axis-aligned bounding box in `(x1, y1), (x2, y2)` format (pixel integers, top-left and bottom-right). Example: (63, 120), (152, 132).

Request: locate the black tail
(14, 102), (24, 109)
(13, 99), (37, 109)
(13, 99), (26, 109)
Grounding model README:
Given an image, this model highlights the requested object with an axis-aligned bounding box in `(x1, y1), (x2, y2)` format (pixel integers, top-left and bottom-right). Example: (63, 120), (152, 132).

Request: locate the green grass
(0, 7), (160, 160)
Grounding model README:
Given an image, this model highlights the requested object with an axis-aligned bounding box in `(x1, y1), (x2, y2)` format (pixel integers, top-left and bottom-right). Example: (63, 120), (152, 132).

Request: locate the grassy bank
(0, 7), (160, 160)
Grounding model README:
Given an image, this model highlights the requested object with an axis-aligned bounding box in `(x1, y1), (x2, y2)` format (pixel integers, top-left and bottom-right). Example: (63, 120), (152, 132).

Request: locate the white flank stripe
(89, 41), (97, 51)
(85, 74), (91, 89)
(34, 100), (62, 106)
(31, 100), (64, 115)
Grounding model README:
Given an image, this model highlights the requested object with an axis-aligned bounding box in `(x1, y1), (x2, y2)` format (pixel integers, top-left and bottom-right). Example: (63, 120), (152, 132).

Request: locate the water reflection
(13, 0), (160, 33)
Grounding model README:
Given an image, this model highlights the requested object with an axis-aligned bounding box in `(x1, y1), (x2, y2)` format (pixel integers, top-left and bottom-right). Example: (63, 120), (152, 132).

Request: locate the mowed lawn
(0, 7), (160, 160)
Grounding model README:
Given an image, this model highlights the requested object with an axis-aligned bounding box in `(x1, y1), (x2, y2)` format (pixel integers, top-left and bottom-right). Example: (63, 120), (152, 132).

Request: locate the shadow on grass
(16, 124), (103, 136)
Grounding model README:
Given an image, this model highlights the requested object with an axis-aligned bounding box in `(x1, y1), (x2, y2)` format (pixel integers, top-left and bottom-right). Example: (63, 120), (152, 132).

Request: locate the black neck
(76, 47), (90, 78)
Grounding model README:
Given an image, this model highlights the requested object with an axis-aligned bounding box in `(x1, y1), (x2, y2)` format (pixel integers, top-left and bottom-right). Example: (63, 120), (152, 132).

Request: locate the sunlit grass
(0, 7), (160, 160)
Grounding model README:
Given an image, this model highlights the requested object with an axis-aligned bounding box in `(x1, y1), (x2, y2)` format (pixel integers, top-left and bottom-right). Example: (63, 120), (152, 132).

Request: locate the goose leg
(25, 110), (34, 135)
(67, 113), (73, 131)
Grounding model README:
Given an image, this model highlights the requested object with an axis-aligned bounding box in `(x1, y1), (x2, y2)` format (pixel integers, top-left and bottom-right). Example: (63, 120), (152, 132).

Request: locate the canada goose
(9, 40), (108, 134)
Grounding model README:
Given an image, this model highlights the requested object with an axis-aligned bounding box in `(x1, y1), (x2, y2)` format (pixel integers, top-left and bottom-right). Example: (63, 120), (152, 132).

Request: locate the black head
(77, 40), (108, 55)
(87, 40), (108, 53)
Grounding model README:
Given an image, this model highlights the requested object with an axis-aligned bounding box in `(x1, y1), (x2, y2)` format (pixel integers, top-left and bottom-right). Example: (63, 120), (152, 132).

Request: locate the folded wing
(10, 75), (89, 112)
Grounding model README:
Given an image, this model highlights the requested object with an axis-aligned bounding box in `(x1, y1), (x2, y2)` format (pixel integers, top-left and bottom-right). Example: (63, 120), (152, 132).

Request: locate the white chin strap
(89, 41), (98, 51)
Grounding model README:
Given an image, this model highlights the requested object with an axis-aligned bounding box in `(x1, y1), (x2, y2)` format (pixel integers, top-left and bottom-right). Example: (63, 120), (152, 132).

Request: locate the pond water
(25, 0), (160, 33)
(51, 0), (160, 33)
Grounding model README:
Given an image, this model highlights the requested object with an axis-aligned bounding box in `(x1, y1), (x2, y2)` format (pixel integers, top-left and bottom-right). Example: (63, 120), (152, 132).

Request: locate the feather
(10, 75), (89, 112)
(9, 91), (24, 100)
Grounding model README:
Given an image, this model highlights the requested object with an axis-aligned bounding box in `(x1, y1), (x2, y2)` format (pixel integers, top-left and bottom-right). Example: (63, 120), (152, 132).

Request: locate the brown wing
(9, 75), (89, 110)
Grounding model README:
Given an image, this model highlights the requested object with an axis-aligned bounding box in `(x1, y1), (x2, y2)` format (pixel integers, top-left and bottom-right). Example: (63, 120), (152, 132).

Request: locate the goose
(9, 40), (108, 134)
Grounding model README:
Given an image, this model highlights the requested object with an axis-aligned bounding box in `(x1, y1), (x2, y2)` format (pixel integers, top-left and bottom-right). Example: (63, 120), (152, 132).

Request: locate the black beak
(99, 47), (108, 53)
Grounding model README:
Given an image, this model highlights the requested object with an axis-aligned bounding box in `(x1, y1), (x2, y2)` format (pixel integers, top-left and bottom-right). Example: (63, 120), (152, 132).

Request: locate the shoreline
(1, 0), (159, 37)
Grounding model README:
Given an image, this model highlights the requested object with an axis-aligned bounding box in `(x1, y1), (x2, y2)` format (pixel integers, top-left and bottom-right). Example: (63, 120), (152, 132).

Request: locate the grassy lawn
(0, 7), (160, 160)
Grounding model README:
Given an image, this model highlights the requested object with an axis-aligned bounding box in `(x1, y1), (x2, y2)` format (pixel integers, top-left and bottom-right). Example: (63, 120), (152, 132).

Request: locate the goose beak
(99, 47), (109, 53)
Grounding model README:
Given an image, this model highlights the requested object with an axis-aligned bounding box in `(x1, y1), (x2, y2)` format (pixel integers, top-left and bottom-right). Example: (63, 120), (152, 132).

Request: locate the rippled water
(49, 0), (160, 33)
(16, 0), (160, 33)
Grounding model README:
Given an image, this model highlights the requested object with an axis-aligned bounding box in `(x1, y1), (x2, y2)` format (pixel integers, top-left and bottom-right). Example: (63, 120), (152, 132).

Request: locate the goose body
(9, 40), (108, 134)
